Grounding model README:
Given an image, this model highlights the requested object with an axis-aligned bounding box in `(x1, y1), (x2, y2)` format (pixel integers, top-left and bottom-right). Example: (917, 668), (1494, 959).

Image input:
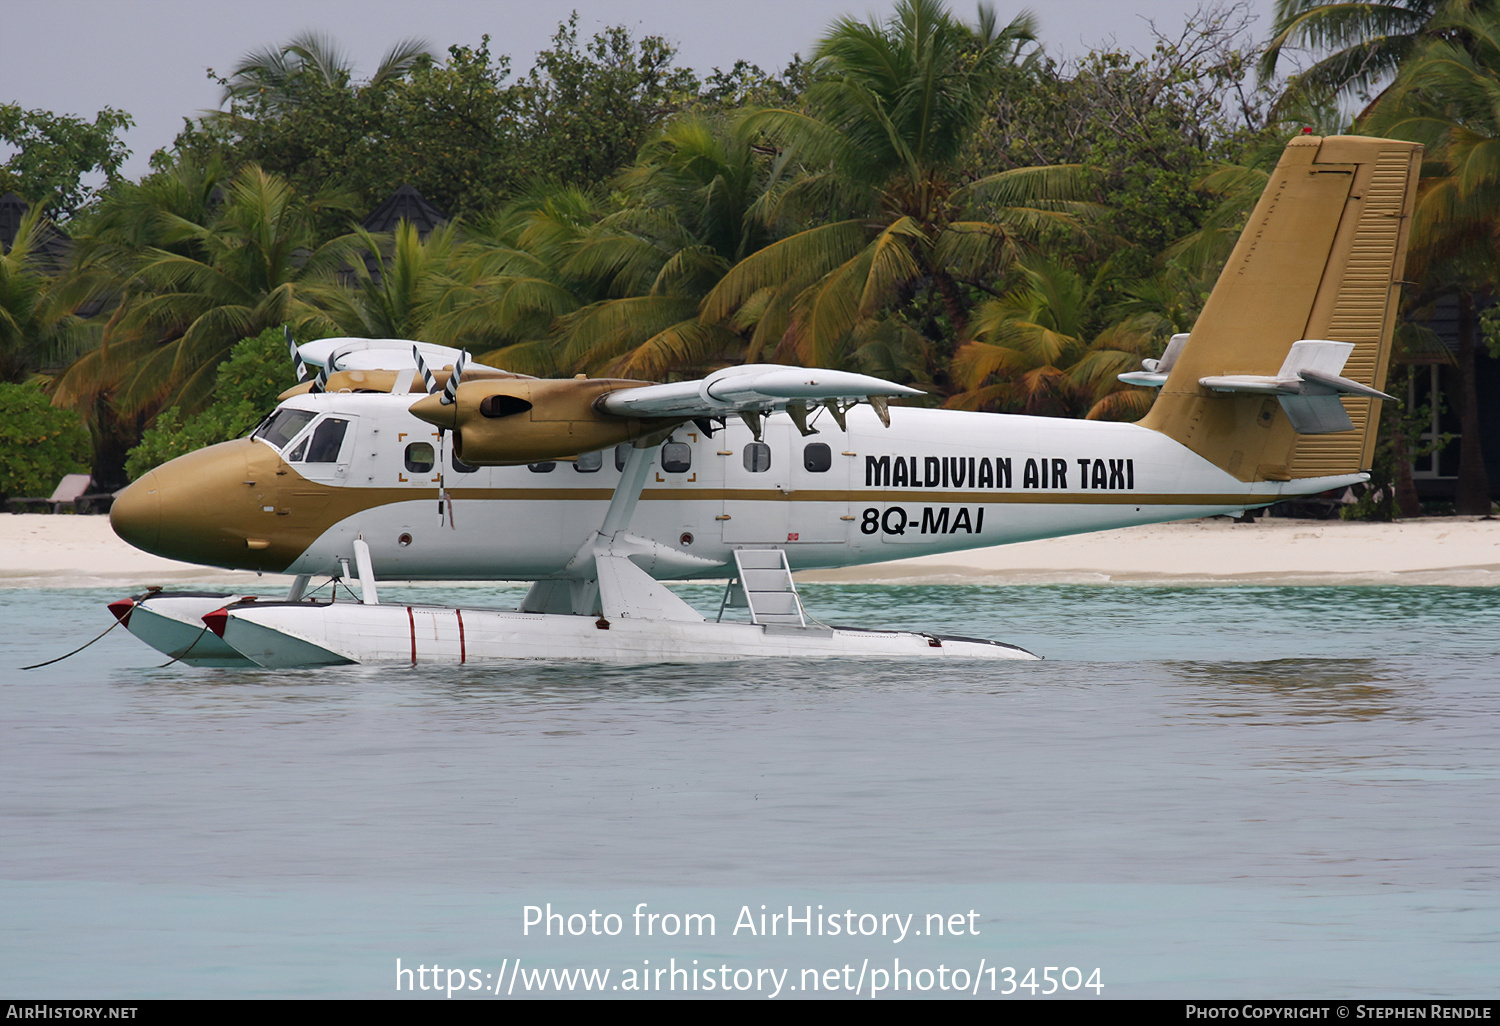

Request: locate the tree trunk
(1391, 424), (1423, 518)
(1454, 292), (1492, 515)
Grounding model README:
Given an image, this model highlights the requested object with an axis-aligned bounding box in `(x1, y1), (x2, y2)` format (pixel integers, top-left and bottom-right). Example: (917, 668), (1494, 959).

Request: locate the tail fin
(1137, 134), (1421, 482)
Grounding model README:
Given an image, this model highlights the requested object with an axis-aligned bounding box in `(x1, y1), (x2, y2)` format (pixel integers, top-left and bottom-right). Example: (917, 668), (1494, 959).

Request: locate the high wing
(594, 364), (923, 419)
(294, 336), (511, 375)
(407, 360), (923, 464)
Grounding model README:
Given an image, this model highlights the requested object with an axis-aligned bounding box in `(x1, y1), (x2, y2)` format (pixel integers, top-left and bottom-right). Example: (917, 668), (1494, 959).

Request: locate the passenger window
(615, 444), (631, 471)
(661, 442), (691, 473)
(528, 461), (556, 473)
(803, 442), (832, 473)
(305, 418), (349, 463)
(405, 442), (435, 473)
(743, 442), (771, 473)
(575, 450), (602, 473)
(452, 450), (478, 474)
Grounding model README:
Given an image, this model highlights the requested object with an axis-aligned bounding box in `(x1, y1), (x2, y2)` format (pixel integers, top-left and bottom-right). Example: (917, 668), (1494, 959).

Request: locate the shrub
(0, 381), (91, 501)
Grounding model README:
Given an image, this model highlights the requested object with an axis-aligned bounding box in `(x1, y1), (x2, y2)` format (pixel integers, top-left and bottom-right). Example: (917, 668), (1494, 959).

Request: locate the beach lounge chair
(6, 473), (93, 514)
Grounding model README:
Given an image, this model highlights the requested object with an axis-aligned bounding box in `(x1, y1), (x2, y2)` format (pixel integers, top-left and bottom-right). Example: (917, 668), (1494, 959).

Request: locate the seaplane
(106, 134), (1420, 668)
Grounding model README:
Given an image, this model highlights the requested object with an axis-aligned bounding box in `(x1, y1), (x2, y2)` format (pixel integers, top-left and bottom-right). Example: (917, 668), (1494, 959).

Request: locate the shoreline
(3, 513), (1499, 589)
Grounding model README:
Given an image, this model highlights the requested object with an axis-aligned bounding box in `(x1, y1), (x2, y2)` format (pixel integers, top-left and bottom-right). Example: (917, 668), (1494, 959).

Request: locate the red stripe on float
(455, 608), (466, 664)
(407, 606), (416, 665)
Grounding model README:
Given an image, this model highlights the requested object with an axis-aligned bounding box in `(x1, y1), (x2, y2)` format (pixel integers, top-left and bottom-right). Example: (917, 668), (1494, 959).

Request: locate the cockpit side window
(305, 417), (350, 463)
(253, 409), (315, 451)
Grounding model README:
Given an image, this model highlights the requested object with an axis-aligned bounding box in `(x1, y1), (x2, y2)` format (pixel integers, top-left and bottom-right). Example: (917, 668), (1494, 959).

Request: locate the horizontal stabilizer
(1118, 333), (1189, 388)
(1195, 339), (1397, 434)
(597, 364), (922, 419)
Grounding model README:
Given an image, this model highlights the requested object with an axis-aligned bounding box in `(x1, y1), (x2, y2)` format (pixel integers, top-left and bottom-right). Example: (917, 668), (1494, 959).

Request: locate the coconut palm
(57, 164), (359, 415)
(700, 0), (1089, 389)
(308, 220), (464, 340)
(946, 257), (1156, 419)
(0, 201), (98, 382)
(412, 186), (601, 374)
(546, 115), (786, 379)
(222, 32), (432, 109)
(1258, 0), (1486, 111)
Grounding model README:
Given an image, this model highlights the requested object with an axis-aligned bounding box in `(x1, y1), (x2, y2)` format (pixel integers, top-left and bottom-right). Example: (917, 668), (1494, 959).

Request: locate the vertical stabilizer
(1137, 135), (1421, 481)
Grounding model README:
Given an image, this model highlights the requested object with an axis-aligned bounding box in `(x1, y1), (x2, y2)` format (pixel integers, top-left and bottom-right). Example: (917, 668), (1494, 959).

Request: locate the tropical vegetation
(0, 0), (1494, 514)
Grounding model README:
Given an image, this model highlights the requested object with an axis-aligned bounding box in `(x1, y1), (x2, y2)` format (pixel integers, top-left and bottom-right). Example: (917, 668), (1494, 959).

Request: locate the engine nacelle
(408, 377), (669, 464)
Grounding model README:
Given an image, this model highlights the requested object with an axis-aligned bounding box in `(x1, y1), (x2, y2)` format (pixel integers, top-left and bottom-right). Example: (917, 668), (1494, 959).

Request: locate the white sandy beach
(4, 512), (1499, 589)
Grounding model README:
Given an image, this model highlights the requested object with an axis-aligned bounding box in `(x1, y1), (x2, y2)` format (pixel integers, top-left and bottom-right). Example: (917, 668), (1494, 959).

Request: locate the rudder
(1137, 134), (1422, 482)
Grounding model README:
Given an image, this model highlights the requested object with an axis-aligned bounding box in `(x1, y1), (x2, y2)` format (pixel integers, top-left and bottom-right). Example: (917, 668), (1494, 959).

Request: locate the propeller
(411, 345), (460, 529)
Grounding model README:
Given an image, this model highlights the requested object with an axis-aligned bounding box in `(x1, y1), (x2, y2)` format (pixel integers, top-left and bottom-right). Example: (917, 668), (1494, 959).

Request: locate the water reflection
(1163, 658), (1414, 723)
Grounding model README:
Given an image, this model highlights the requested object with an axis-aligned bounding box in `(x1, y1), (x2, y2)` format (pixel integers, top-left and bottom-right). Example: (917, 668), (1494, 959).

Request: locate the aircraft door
(280, 413), (359, 525)
(720, 419), (850, 544)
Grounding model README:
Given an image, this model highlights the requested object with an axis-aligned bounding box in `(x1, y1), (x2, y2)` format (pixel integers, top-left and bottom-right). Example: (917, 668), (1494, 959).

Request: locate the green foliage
(59, 162), (355, 416)
(0, 104), (134, 221)
(513, 16), (701, 191)
(0, 202), (100, 381)
(1342, 365), (1451, 520)
(1481, 304), (1500, 360)
(0, 381), (91, 500)
(164, 18), (726, 221)
(123, 327), (297, 480)
(967, 7), (1273, 280)
(702, 0), (1081, 389)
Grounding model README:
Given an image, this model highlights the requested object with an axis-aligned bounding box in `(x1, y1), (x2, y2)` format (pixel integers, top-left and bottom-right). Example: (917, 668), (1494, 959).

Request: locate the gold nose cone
(110, 471), (162, 554)
(109, 440), (268, 569)
(408, 392), (454, 431)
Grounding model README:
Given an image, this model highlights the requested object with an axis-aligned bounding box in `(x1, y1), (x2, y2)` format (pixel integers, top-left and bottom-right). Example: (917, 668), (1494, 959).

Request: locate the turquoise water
(2, 584), (1497, 998)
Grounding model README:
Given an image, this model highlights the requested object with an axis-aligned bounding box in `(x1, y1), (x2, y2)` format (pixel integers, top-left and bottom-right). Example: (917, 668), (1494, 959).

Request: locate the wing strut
(518, 442), (721, 619)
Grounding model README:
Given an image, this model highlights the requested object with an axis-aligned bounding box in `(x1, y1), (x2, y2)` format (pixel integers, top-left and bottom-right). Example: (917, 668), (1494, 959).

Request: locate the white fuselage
(265, 393), (1359, 581)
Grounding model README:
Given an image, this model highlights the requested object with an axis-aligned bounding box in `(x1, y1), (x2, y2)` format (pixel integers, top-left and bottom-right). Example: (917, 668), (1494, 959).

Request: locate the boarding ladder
(717, 548), (806, 627)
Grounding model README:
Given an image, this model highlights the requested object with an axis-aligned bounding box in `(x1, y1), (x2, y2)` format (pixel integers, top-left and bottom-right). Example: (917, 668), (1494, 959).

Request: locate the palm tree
(222, 32), (432, 109)
(309, 220), (463, 340)
(56, 163), (359, 415)
(700, 0), (1088, 390)
(0, 201), (98, 382)
(1259, 0), (1484, 111)
(946, 257), (1156, 419)
(415, 186), (599, 374)
(547, 115), (785, 378)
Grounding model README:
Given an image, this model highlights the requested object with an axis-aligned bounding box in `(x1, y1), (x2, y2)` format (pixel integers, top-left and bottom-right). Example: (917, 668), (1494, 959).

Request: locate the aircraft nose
(109, 440), (273, 569)
(110, 472), (163, 555)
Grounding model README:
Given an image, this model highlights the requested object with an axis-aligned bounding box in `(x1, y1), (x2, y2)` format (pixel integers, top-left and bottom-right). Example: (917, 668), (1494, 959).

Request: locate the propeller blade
(412, 345), (437, 394)
(440, 351), (469, 406)
(286, 326), (310, 383)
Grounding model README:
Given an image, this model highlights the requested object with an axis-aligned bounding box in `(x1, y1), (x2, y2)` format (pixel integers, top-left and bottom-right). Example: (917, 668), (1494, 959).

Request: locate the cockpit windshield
(252, 408), (315, 451)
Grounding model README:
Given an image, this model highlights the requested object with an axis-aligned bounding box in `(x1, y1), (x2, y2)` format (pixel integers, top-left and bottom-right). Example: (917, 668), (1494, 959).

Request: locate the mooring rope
(20, 618), (124, 670)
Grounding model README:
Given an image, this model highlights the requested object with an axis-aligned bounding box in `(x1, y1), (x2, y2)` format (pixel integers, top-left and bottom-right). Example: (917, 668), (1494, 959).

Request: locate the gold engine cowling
(409, 377), (669, 464)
